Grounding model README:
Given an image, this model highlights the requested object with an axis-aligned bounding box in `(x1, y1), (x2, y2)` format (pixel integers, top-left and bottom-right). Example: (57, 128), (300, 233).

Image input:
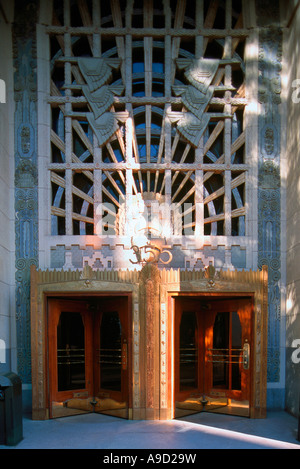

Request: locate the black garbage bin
(298, 391), (300, 442)
(0, 372), (23, 446)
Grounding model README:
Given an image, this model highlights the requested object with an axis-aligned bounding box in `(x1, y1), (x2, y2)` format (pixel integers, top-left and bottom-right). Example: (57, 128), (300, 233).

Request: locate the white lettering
(0, 339), (5, 363)
(103, 454), (138, 466)
(0, 79), (5, 103)
(95, 203), (117, 236)
(291, 339), (300, 364)
(291, 79), (300, 104)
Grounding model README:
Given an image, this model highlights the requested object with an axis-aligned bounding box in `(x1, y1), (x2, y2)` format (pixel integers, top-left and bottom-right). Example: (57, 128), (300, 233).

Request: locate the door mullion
(229, 311), (233, 392)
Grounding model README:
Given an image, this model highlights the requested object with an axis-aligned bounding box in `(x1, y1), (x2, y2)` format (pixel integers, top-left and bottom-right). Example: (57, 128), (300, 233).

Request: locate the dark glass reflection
(212, 311), (242, 391)
(212, 312), (229, 388)
(57, 311), (85, 391)
(180, 311), (198, 391)
(231, 312), (242, 390)
(100, 311), (122, 391)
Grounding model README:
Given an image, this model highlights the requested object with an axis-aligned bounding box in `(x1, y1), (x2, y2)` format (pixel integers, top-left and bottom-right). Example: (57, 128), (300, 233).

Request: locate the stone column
(13, 0), (39, 383)
(139, 263), (161, 419)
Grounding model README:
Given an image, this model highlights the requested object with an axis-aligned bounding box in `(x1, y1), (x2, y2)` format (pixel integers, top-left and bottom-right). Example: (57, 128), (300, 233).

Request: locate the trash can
(298, 391), (300, 442)
(0, 372), (23, 446)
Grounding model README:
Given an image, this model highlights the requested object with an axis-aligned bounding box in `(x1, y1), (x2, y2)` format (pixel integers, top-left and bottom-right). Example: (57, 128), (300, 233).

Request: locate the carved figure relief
(176, 58), (220, 94)
(13, 0), (39, 384)
(18, 124), (34, 158)
(258, 28), (282, 383)
(146, 279), (154, 409)
(15, 160), (37, 188)
(262, 125), (278, 159)
(78, 57), (124, 146)
(167, 111), (210, 148)
(82, 84), (124, 120)
(168, 58), (220, 147)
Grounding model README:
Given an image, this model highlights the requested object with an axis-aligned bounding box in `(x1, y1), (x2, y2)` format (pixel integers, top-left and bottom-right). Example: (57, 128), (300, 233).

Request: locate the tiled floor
(1, 411), (299, 450)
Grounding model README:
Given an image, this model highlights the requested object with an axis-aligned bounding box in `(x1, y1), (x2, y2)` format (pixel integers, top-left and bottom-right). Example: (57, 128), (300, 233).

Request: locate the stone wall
(0, 2), (15, 375)
(13, 0), (39, 385)
(285, 1), (300, 417)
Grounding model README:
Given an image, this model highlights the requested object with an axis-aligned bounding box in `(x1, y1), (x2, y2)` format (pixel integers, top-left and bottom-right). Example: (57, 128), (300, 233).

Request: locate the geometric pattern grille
(49, 0), (247, 237)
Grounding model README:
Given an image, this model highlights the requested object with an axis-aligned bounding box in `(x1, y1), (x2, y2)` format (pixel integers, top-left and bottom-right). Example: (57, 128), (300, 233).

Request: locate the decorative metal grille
(48, 0), (247, 238)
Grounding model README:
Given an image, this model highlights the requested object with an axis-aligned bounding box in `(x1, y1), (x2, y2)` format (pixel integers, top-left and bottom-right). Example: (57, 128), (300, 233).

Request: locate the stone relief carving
(87, 112), (120, 146)
(261, 124), (279, 159)
(17, 123), (35, 158)
(168, 58), (220, 147)
(167, 111), (210, 147)
(146, 279), (154, 409)
(78, 57), (124, 146)
(258, 28), (282, 108)
(13, 0), (39, 384)
(160, 302), (167, 410)
(176, 58), (220, 94)
(78, 57), (121, 91)
(258, 161), (280, 190)
(258, 28), (282, 383)
(15, 160), (38, 188)
(172, 84), (214, 118)
(82, 84), (124, 120)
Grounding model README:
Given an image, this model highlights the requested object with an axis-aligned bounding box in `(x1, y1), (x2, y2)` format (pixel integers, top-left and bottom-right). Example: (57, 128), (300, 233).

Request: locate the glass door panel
(99, 311), (122, 392)
(48, 297), (129, 419)
(57, 311), (86, 392)
(179, 311), (198, 392)
(93, 302), (128, 418)
(209, 311), (242, 391)
(231, 311), (242, 391)
(175, 299), (205, 417)
(211, 312), (230, 389)
(175, 297), (252, 418)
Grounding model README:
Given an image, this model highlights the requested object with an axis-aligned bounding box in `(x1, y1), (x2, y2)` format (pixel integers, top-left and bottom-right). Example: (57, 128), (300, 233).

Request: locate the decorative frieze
(13, 0), (39, 383)
(257, 26), (282, 383)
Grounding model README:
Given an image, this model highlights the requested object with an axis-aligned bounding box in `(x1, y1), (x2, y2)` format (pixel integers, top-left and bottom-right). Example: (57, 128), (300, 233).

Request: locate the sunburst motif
(49, 0), (246, 238)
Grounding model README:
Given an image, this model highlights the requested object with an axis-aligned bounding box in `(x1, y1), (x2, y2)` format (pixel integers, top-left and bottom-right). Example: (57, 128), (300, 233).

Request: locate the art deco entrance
(48, 296), (130, 419)
(31, 265), (268, 420)
(175, 297), (252, 418)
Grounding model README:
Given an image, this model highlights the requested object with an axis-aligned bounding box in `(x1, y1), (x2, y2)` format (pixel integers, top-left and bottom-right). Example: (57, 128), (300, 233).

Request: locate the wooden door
(204, 299), (252, 408)
(48, 297), (129, 419)
(92, 298), (129, 417)
(174, 297), (252, 418)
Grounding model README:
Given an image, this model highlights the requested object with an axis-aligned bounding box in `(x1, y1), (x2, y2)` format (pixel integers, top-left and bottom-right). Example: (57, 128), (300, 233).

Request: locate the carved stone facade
(257, 27), (282, 384)
(13, 0), (39, 383)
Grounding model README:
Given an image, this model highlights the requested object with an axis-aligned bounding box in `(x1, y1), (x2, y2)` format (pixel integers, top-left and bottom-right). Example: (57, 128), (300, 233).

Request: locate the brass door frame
(47, 297), (130, 419)
(31, 264), (268, 420)
(173, 296), (253, 418)
(161, 267), (268, 420)
(30, 265), (137, 420)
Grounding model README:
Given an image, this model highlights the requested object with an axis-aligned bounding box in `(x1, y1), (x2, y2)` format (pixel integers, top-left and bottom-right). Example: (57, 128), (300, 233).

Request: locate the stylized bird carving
(176, 58), (219, 94)
(78, 57), (121, 92)
(82, 84), (124, 119)
(167, 110), (210, 147)
(87, 112), (119, 146)
(78, 57), (124, 145)
(172, 84), (214, 119)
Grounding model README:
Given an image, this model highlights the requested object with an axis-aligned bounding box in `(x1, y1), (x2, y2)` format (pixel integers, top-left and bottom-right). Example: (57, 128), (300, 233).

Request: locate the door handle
(122, 340), (127, 371)
(243, 340), (250, 370)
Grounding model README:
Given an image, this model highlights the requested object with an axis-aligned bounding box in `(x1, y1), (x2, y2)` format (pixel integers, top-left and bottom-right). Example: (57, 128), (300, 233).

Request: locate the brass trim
(30, 264), (268, 420)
